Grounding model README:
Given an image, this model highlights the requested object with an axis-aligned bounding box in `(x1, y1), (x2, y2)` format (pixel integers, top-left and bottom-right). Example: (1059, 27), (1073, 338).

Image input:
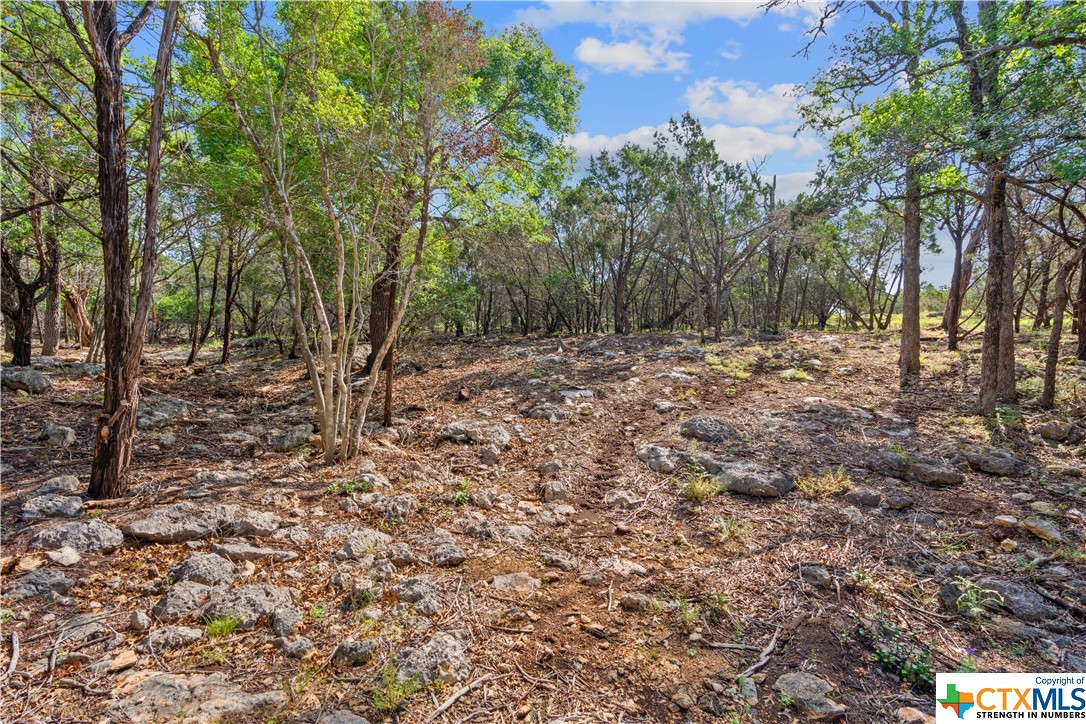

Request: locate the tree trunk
(366, 236), (401, 372)
(1076, 253), (1086, 361)
(40, 215), (61, 356)
(978, 166), (1009, 414)
(899, 161), (922, 385)
(1040, 249), (1084, 409)
(82, 1), (178, 500)
(220, 251), (236, 365)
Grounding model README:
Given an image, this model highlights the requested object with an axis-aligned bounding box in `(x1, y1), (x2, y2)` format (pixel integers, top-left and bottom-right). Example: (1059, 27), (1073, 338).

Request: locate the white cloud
(771, 171), (817, 201)
(684, 78), (801, 126)
(512, 1), (765, 40)
(575, 37), (689, 74)
(718, 40), (742, 61)
(566, 122), (821, 166)
(778, 22), (796, 32)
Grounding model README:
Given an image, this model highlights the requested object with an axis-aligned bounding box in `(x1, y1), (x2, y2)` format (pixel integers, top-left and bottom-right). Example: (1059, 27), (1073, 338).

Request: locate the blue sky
(462, 0), (844, 200)
(461, 1), (956, 285)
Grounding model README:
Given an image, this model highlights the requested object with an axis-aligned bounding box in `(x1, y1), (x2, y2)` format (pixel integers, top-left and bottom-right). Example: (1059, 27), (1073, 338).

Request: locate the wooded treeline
(1, 1), (1084, 498)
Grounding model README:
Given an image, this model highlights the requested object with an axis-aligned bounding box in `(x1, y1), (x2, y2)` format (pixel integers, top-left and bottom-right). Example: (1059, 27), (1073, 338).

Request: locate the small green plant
(681, 469), (717, 503)
(796, 467), (851, 498)
(204, 613), (241, 639)
(0, 608), (13, 624)
(856, 610), (934, 691)
(326, 478), (373, 495)
(452, 478), (471, 507)
(528, 368), (543, 379)
(714, 517), (751, 546)
(890, 442), (914, 462)
(780, 368), (812, 382)
(954, 577), (1003, 619)
(202, 646), (229, 663)
(993, 406), (1024, 429)
(958, 649), (979, 673)
(1046, 542), (1086, 564)
(309, 601), (329, 620)
(372, 664), (422, 714)
(672, 597), (702, 632)
(778, 690), (795, 708)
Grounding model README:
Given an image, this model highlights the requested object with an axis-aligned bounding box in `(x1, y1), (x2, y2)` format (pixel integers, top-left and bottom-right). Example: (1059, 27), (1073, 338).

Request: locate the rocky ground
(1, 329), (1084, 723)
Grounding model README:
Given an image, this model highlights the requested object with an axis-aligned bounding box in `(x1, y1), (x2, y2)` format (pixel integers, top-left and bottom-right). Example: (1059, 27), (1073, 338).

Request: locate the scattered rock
(994, 515), (1018, 527)
(168, 553), (238, 587)
(41, 421), (76, 447)
(636, 444), (678, 473)
(384, 494), (419, 524)
(1029, 501), (1060, 516)
(438, 420), (512, 448)
(46, 546), (81, 566)
(479, 444), (501, 465)
(122, 503), (236, 543)
(22, 493), (83, 519)
(433, 544), (467, 568)
(604, 489), (641, 509)
(394, 632), (471, 685)
(108, 650), (140, 672)
(977, 578), (1060, 622)
(38, 475), (81, 494)
(1036, 420), (1072, 442)
(332, 639), (378, 666)
(698, 691), (728, 718)
(204, 584), (301, 636)
(130, 611), (152, 631)
(28, 518), (123, 552)
(897, 706), (935, 724)
(944, 446), (1026, 477)
(869, 450), (964, 486)
(138, 626), (204, 653)
(211, 542), (297, 563)
(773, 672), (847, 719)
(715, 461), (795, 498)
(619, 593), (653, 611)
(845, 488), (882, 508)
(523, 402), (570, 421)
(1, 368), (52, 393)
(541, 480), (568, 502)
(800, 565), (832, 589)
(274, 636), (314, 658)
(679, 415), (738, 443)
(318, 711), (371, 724)
(338, 528), (392, 559)
(1021, 517), (1065, 543)
(490, 572), (540, 595)
(153, 581), (212, 620)
(109, 673), (284, 722)
(5, 569), (74, 599)
(392, 577), (442, 615)
(194, 470), (250, 486)
(136, 395), (191, 429)
(538, 546), (579, 571)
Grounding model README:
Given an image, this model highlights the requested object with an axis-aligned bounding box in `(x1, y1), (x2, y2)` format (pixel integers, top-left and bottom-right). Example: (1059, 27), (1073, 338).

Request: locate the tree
(52, 1), (180, 499)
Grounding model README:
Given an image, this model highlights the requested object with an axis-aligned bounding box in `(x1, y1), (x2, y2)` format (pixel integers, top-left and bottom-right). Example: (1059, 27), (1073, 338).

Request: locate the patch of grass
(452, 478), (471, 507)
(202, 646), (229, 663)
(796, 467), (851, 498)
(309, 601), (329, 620)
(372, 663), (422, 714)
(205, 613), (241, 639)
(780, 368), (813, 382)
(953, 577), (1003, 619)
(706, 354), (752, 381)
(326, 478), (373, 495)
(714, 517), (751, 546)
(1045, 542), (1086, 564)
(856, 609), (934, 691)
(681, 469), (718, 503)
(778, 690), (795, 708)
(671, 597), (702, 632)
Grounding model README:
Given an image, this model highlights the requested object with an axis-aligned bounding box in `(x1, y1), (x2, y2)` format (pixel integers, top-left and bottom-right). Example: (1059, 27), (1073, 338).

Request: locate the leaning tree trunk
(40, 213), (61, 356)
(1041, 249), (1085, 409)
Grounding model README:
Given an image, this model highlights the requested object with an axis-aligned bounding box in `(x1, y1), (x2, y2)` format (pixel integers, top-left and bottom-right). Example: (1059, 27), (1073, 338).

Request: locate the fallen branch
(737, 625), (781, 681)
(5, 632), (18, 677)
(426, 673), (505, 722)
